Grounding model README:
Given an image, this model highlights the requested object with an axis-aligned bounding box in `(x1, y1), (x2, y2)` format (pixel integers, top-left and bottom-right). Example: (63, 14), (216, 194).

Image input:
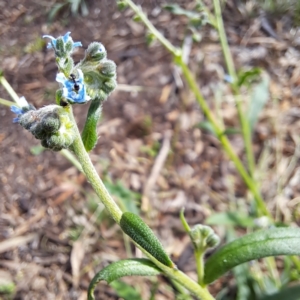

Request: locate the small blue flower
(224, 74), (234, 83)
(43, 32), (82, 50)
(11, 97), (35, 123)
(56, 69), (91, 104)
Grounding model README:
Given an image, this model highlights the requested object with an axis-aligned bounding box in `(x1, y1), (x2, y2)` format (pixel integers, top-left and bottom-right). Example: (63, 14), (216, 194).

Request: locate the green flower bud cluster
(18, 105), (76, 151)
(189, 225), (220, 252)
(77, 42), (117, 101)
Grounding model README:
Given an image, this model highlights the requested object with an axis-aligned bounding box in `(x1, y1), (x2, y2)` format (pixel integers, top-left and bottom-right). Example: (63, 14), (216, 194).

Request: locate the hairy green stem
(212, 0), (255, 178)
(195, 251), (205, 286)
(69, 115), (123, 224)
(68, 107), (215, 299)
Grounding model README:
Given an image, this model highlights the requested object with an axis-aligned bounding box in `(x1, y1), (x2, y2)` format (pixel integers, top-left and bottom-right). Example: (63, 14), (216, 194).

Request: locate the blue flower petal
(43, 32), (82, 52)
(43, 35), (56, 49)
(11, 105), (23, 115)
(11, 98), (34, 123)
(56, 69), (90, 104)
(73, 42), (83, 49)
(62, 32), (71, 43)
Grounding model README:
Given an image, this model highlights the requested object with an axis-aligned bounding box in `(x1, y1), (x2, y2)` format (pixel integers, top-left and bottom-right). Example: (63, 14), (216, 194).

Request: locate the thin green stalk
(212, 0), (255, 178)
(179, 58), (270, 217)
(120, 0), (269, 217)
(195, 251), (205, 286)
(0, 97), (15, 107)
(0, 75), (21, 104)
(68, 107), (215, 300)
(123, 0), (181, 57)
(60, 149), (83, 172)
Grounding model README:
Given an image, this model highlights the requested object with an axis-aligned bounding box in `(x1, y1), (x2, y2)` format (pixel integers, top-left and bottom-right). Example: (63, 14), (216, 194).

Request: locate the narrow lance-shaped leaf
(81, 98), (102, 152)
(247, 76), (269, 133)
(120, 212), (174, 268)
(204, 228), (300, 284)
(88, 258), (161, 300)
(259, 285), (300, 300)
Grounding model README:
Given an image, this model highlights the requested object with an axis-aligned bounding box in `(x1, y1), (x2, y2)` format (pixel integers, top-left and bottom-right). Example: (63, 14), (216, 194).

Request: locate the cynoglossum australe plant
(1, 6), (300, 300)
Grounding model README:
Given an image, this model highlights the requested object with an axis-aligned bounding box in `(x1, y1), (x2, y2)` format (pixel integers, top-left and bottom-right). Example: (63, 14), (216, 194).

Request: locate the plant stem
(69, 111), (123, 224)
(0, 97), (15, 107)
(212, 0), (255, 178)
(179, 58), (270, 217)
(0, 75), (21, 104)
(195, 251), (205, 286)
(68, 107), (215, 299)
(120, 0), (269, 217)
(123, 0), (181, 57)
(60, 149), (83, 173)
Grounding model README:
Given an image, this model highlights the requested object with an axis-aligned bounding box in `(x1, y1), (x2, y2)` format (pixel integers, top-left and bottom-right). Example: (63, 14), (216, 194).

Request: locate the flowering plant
(3, 2), (300, 299)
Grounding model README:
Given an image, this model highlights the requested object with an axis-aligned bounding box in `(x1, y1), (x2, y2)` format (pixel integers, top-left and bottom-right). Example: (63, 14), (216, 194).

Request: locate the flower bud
(189, 224), (220, 252)
(14, 104), (76, 151)
(97, 61), (117, 78)
(83, 42), (107, 64)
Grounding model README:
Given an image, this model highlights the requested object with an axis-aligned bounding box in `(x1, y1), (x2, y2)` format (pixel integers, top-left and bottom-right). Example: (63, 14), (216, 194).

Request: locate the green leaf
(110, 280), (142, 300)
(48, 3), (67, 21)
(237, 67), (262, 87)
(223, 127), (241, 135)
(88, 258), (161, 300)
(259, 285), (300, 300)
(120, 212), (174, 268)
(204, 227), (300, 284)
(81, 98), (102, 152)
(163, 4), (199, 19)
(196, 121), (216, 136)
(247, 76), (269, 132)
(30, 145), (45, 155)
(80, 0), (89, 17)
(206, 212), (255, 228)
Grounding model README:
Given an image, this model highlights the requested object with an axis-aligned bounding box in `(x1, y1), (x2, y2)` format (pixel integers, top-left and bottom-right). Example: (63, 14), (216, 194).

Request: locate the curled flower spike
(43, 32), (82, 50)
(11, 96), (36, 123)
(56, 69), (91, 104)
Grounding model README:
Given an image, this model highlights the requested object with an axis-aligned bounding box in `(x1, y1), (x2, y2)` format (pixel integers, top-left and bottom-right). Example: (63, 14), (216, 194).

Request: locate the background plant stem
(0, 75), (21, 104)
(213, 0), (255, 178)
(120, 0), (270, 217)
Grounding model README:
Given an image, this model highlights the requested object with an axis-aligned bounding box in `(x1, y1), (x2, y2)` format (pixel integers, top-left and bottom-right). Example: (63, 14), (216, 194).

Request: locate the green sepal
(120, 212), (174, 268)
(65, 40), (73, 53)
(56, 89), (64, 105)
(88, 258), (161, 300)
(97, 61), (117, 78)
(40, 112), (61, 134)
(102, 78), (117, 94)
(62, 57), (74, 76)
(55, 37), (65, 57)
(81, 98), (102, 152)
(204, 227), (300, 284)
(82, 42), (107, 65)
(83, 69), (116, 100)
